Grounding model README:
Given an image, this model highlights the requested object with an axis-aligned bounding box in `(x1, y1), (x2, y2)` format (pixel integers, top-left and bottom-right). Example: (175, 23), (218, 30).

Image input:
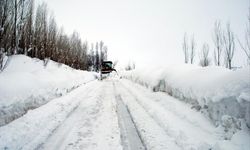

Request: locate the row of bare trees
(213, 22), (237, 69)
(182, 10), (250, 69)
(0, 0), (108, 71)
(182, 22), (237, 69)
(87, 41), (108, 72)
(182, 33), (196, 64)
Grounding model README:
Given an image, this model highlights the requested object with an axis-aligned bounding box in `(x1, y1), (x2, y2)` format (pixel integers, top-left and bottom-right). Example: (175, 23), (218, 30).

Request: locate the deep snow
(0, 56), (249, 150)
(2, 78), (249, 150)
(117, 79), (250, 150)
(0, 81), (122, 150)
(121, 65), (250, 129)
(0, 55), (97, 126)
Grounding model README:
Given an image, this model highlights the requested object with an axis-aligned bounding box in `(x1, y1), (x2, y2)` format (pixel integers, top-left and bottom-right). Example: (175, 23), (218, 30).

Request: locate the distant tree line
(125, 61), (135, 71)
(0, 0), (107, 71)
(87, 41), (108, 72)
(182, 8), (250, 69)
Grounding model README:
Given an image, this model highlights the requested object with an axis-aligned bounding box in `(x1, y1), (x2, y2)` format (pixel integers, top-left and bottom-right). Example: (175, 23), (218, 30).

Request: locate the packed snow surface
(0, 57), (249, 150)
(0, 55), (97, 126)
(0, 78), (249, 150)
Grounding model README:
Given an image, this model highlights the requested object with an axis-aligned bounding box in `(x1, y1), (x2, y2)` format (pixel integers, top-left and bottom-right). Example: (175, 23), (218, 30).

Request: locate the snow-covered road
(0, 78), (249, 150)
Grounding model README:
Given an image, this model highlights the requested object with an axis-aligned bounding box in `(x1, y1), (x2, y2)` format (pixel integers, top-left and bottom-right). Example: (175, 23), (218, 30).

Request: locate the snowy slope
(122, 65), (250, 134)
(0, 55), (97, 126)
(0, 80), (122, 150)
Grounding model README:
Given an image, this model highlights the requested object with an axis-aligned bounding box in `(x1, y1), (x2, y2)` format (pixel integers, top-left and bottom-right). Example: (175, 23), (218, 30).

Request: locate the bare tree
(190, 35), (196, 64)
(103, 45), (108, 61)
(41, 3), (48, 59)
(223, 23), (235, 69)
(10, 0), (18, 54)
(69, 31), (79, 67)
(18, 0), (29, 54)
(99, 41), (104, 63)
(0, 0), (10, 69)
(81, 41), (88, 70)
(182, 33), (189, 63)
(213, 20), (224, 66)
(47, 14), (57, 60)
(34, 2), (48, 59)
(56, 27), (71, 65)
(19, 0), (34, 56)
(0, 0), (10, 50)
(95, 42), (99, 71)
(199, 43), (210, 67)
(238, 8), (250, 65)
(34, 3), (43, 58)
(87, 43), (95, 71)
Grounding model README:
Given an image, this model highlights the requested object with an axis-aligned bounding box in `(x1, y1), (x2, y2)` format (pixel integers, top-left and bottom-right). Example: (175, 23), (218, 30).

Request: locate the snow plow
(100, 61), (116, 80)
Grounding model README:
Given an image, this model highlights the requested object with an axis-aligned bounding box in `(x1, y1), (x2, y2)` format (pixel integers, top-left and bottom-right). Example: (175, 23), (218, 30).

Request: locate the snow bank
(122, 65), (250, 129)
(0, 81), (103, 150)
(0, 55), (97, 126)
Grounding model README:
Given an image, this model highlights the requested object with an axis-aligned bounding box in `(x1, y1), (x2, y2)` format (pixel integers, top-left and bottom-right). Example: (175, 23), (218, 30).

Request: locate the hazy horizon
(39, 0), (249, 68)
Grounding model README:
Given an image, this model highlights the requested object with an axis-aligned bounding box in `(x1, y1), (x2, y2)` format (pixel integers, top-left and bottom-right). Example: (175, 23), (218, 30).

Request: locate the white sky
(39, 0), (249, 67)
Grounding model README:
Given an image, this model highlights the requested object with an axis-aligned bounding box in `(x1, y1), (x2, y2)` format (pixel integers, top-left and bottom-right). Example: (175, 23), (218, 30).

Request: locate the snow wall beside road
(0, 55), (97, 126)
(122, 65), (250, 130)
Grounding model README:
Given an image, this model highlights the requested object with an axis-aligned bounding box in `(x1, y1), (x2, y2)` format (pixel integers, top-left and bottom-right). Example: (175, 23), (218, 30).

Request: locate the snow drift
(122, 65), (250, 130)
(0, 55), (97, 126)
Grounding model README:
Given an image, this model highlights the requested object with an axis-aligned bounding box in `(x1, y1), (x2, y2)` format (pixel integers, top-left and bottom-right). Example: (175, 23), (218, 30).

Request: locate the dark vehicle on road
(100, 61), (116, 80)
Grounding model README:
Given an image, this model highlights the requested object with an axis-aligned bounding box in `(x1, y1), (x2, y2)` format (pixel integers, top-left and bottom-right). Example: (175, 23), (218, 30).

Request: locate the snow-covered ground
(122, 65), (250, 130)
(0, 80), (122, 150)
(0, 56), (249, 150)
(0, 78), (249, 150)
(0, 55), (97, 126)
(116, 79), (250, 150)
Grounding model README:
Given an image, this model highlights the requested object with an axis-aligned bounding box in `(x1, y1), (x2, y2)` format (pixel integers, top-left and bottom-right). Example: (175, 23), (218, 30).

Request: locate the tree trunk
(229, 59), (232, 69)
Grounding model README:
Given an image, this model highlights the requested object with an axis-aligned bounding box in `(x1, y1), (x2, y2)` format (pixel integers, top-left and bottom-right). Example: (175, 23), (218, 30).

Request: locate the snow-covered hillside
(0, 55), (97, 126)
(122, 65), (250, 136)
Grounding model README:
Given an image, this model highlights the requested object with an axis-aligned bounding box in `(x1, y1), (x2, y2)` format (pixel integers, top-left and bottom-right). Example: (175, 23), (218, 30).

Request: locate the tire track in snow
(36, 82), (103, 150)
(0, 81), (101, 150)
(119, 79), (218, 149)
(115, 81), (182, 150)
(113, 81), (146, 150)
(37, 80), (123, 150)
(119, 82), (184, 148)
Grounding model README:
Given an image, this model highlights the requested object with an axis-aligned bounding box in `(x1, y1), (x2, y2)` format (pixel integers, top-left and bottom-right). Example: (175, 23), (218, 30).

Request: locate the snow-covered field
(0, 55), (97, 126)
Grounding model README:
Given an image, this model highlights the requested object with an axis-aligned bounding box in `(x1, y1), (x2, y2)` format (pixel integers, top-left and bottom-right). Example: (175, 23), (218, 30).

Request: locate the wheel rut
(113, 81), (146, 150)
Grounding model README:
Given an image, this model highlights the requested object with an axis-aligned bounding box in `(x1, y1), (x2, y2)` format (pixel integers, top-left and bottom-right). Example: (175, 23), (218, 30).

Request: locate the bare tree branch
(199, 43), (210, 67)
(223, 23), (235, 69)
(213, 20), (224, 66)
(190, 35), (196, 64)
(182, 32), (189, 64)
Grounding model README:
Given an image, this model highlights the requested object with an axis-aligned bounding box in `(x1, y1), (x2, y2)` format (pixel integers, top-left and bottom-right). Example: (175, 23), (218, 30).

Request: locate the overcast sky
(39, 0), (249, 67)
